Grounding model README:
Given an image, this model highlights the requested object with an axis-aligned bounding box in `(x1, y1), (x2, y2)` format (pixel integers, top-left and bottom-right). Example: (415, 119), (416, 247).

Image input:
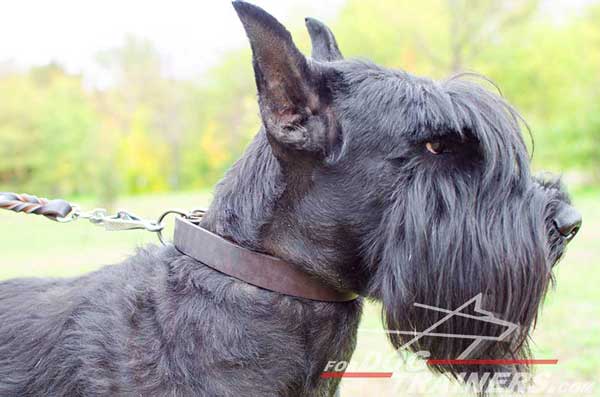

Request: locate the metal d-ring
(156, 210), (188, 245)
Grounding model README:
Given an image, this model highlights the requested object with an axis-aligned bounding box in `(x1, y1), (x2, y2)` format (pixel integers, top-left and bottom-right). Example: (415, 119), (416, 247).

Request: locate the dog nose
(553, 204), (582, 240)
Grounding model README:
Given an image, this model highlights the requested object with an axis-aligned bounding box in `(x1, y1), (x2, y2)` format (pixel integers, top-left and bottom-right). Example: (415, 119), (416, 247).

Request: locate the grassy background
(0, 189), (598, 396)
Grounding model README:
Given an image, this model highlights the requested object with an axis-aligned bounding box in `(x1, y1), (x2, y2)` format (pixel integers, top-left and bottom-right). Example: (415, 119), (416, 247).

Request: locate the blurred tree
(474, 3), (600, 179)
(1, 0), (599, 199)
(333, 0), (600, 181)
(335, 0), (538, 75)
(96, 36), (188, 196)
(180, 50), (259, 189)
(445, 0), (539, 73)
(0, 64), (99, 196)
(581, 3), (600, 181)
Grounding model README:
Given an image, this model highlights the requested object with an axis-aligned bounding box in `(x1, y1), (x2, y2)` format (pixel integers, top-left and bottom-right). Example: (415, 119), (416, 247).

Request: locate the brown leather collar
(173, 217), (358, 302)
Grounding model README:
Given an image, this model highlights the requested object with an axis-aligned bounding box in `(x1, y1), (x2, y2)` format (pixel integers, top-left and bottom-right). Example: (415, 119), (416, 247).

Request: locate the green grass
(0, 189), (598, 396)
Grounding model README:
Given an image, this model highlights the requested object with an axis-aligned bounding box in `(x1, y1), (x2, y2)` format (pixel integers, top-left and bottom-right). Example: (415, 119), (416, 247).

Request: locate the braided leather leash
(0, 192), (72, 221)
(0, 191), (179, 235)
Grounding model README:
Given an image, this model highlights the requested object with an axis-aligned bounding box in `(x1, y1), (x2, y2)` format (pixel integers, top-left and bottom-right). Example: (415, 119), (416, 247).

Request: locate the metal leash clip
(155, 209), (206, 245)
(58, 207), (164, 232)
(93, 209), (164, 232)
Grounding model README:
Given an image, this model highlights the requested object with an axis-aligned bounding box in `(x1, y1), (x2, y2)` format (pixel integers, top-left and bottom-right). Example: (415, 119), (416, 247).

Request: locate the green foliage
(0, 64), (99, 196)
(179, 51), (259, 189)
(334, 0), (600, 177)
(0, 1), (599, 203)
(473, 16), (600, 173)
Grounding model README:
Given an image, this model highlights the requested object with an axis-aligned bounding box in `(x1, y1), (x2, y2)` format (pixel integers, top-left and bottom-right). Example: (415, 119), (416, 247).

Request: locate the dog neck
(199, 128), (365, 293)
(200, 129), (285, 253)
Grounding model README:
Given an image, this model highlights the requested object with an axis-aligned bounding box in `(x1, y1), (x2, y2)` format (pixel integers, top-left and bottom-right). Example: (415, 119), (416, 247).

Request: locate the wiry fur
(0, 246), (360, 396)
(0, 2), (577, 396)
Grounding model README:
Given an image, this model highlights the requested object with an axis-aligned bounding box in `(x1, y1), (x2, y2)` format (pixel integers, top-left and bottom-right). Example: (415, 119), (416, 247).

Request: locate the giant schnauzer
(0, 2), (582, 396)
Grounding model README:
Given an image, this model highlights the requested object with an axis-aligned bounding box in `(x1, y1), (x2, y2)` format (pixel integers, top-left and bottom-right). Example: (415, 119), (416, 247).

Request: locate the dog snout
(553, 203), (582, 241)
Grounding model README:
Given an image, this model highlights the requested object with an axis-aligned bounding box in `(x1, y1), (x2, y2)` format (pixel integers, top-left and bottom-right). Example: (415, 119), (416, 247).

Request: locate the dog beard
(366, 173), (565, 393)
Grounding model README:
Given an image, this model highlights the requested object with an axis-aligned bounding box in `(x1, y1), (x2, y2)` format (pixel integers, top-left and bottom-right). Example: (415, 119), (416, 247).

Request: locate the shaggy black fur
(0, 2), (580, 396)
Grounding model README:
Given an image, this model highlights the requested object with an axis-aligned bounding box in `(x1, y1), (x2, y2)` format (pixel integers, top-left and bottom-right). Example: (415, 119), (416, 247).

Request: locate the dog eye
(426, 141), (448, 155)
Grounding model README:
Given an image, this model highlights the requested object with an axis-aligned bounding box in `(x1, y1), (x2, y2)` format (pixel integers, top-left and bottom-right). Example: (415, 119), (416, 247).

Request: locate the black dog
(0, 2), (581, 396)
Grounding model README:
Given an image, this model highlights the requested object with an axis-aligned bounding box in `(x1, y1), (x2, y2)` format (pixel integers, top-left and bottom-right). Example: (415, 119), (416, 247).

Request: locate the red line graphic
(320, 372), (394, 379)
(427, 359), (558, 366)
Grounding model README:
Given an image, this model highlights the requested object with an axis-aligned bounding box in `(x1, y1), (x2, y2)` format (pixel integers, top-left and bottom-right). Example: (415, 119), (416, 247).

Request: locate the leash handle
(0, 191), (165, 231)
(0, 191), (209, 245)
(0, 192), (73, 221)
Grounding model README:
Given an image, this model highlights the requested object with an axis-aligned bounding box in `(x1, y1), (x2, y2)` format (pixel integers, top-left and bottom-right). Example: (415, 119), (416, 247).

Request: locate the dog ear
(233, 1), (335, 158)
(305, 17), (343, 61)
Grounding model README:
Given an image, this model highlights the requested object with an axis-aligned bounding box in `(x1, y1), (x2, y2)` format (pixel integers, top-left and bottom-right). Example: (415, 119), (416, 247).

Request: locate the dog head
(231, 1), (581, 388)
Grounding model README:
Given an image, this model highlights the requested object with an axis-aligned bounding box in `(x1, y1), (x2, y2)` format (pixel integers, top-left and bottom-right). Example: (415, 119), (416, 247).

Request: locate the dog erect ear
(233, 1), (336, 158)
(305, 17), (343, 62)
